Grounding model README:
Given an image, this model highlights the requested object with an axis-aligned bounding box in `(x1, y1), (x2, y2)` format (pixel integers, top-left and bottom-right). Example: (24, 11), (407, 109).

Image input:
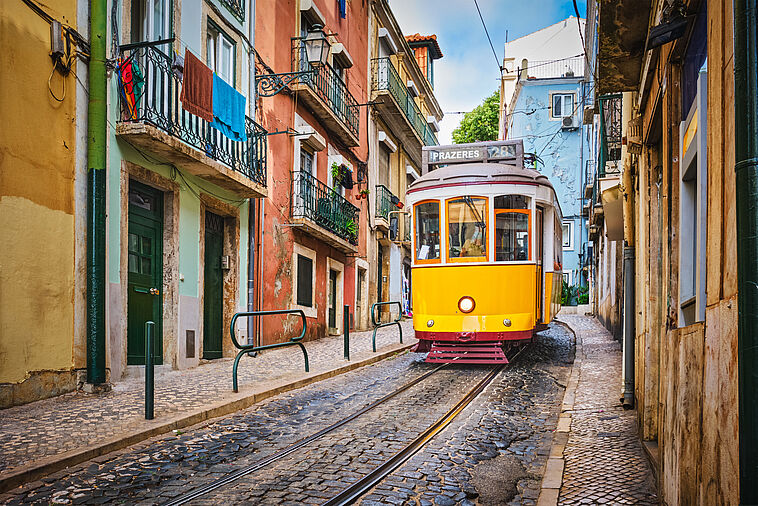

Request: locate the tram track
(165, 346), (529, 506)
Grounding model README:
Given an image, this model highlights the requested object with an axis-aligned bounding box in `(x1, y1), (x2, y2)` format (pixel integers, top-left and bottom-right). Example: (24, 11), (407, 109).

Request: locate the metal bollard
(145, 321), (155, 420)
(343, 305), (350, 360)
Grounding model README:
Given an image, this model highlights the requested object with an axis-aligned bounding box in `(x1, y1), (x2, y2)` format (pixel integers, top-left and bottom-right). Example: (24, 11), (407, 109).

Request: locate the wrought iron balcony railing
(375, 184), (396, 221)
(117, 43), (266, 187)
(218, 0), (244, 21)
(292, 41), (360, 138)
(292, 171), (359, 245)
(598, 94), (622, 178)
(371, 58), (439, 146)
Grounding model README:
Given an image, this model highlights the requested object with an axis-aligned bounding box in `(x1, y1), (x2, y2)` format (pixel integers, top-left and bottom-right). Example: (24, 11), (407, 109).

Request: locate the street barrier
(230, 310), (309, 392)
(343, 304), (350, 360)
(371, 301), (403, 352)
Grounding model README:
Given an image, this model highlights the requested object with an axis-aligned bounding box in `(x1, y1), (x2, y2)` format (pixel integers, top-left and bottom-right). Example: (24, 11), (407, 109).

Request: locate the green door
(203, 211), (224, 359)
(127, 181), (163, 365)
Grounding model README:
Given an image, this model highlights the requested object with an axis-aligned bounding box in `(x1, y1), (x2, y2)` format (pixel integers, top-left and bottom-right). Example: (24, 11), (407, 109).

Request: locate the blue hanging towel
(339, 0), (346, 18)
(211, 73), (247, 142)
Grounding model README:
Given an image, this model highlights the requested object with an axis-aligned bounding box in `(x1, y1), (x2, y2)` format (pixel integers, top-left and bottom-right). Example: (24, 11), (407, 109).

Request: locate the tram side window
(447, 197), (488, 260)
(415, 201), (440, 261)
(494, 195), (530, 262)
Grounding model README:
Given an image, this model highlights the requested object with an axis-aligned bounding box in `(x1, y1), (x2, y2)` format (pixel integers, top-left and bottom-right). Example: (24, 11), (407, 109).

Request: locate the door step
(425, 342), (509, 364)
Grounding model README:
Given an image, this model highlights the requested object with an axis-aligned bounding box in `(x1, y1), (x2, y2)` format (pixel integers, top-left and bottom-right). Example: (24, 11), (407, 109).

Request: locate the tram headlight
(458, 296), (475, 313)
(427, 319), (435, 327)
(503, 318), (512, 327)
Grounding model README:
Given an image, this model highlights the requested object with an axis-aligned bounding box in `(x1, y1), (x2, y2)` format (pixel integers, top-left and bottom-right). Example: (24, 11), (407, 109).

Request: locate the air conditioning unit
(561, 115), (579, 129)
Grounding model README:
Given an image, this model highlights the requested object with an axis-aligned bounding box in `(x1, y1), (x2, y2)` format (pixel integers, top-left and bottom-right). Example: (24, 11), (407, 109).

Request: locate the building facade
(500, 18), (591, 293)
(588, 0), (755, 501)
(365, 1), (443, 327)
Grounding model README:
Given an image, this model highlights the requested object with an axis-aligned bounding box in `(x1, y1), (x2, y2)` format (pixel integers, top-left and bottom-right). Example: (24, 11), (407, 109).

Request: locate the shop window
(414, 201), (440, 262)
(447, 197), (488, 262)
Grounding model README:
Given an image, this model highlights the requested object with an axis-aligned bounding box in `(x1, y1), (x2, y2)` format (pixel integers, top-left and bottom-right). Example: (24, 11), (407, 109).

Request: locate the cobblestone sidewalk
(0, 321), (413, 488)
(544, 315), (658, 505)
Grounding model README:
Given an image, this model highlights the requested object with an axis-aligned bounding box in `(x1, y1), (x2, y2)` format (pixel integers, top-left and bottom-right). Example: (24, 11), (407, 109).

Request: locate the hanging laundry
(339, 0), (347, 18)
(180, 49), (214, 122)
(117, 56), (144, 120)
(210, 73), (247, 142)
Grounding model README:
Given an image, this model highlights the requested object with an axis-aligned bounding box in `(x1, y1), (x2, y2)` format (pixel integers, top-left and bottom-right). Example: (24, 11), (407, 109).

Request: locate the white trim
(299, 0), (326, 26)
(406, 80), (419, 97)
(549, 91), (576, 121)
(331, 42), (354, 69)
(426, 115), (440, 132)
(562, 270), (572, 286)
(561, 220), (574, 250)
(325, 257), (345, 335)
(406, 164), (421, 181)
(292, 243), (317, 318)
(354, 258), (369, 329)
(378, 131), (397, 153)
(378, 27), (398, 55)
(296, 126), (326, 152)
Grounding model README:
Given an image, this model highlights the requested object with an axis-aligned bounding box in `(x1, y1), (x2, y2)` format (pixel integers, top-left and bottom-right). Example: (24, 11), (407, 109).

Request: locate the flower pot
(396, 202), (404, 209)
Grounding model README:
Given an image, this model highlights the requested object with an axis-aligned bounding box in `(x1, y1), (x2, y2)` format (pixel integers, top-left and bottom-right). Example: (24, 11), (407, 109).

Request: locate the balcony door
(203, 211), (225, 359)
(130, 0), (172, 120)
(130, 0), (171, 44)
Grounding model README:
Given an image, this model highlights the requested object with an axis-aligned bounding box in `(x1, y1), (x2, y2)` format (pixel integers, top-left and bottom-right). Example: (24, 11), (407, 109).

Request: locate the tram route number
(486, 145), (517, 160)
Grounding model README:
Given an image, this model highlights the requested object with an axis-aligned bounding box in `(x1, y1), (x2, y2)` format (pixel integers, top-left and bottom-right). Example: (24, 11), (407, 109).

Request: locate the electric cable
(472, 0), (503, 72)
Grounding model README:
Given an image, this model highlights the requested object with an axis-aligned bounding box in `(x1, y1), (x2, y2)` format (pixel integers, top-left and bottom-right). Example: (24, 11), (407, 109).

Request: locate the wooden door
(203, 211), (224, 359)
(328, 269), (337, 329)
(127, 181), (163, 365)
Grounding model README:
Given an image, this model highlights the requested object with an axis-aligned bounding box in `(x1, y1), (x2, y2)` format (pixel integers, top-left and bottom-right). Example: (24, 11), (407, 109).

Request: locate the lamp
(303, 24), (331, 67)
(255, 24), (332, 97)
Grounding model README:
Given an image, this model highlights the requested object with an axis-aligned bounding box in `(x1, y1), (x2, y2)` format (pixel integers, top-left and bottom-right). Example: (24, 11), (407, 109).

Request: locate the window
(300, 146), (315, 175)
(207, 23), (234, 84)
(447, 197), (488, 262)
(562, 271), (572, 286)
(562, 221), (574, 250)
(296, 254), (313, 307)
(495, 212), (530, 261)
(551, 93), (574, 119)
(414, 201), (440, 262)
(494, 195), (530, 262)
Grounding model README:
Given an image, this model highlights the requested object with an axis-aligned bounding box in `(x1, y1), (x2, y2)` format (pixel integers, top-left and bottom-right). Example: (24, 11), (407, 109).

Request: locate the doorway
(536, 207), (544, 323)
(203, 211), (224, 359)
(127, 180), (163, 365)
(328, 269), (338, 330)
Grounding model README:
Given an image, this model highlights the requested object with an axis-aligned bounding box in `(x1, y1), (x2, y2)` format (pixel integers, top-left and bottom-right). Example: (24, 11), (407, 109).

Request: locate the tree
(451, 90), (500, 144)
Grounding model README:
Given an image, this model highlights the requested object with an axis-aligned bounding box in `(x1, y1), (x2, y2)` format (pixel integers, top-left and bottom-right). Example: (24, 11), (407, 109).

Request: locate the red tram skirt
(413, 330), (533, 364)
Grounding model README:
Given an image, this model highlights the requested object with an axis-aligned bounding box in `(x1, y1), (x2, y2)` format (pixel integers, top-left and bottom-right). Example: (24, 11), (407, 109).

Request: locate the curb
(0, 342), (415, 494)
(537, 319), (582, 506)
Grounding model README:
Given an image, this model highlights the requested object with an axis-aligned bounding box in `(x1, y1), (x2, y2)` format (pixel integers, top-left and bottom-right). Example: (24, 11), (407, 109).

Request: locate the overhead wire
(472, 0), (503, 72)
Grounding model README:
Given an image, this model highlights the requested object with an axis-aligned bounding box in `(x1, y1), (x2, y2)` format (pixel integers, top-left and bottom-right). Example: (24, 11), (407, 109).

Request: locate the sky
(390, 0), (586, 145)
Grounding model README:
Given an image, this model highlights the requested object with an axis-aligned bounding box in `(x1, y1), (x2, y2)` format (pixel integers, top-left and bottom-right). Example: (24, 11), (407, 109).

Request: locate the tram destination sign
(422, 140), (524, 173)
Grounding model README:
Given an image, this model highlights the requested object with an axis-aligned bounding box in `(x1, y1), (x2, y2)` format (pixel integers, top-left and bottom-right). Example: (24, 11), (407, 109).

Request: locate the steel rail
(163, 363), (449, 506)
(322, 364), (505, 506)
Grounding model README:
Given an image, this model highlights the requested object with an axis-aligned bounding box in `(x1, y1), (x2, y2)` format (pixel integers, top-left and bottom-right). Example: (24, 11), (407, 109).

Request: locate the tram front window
(496, 212), (530, 261)
(447, 197), (488, 261)
(415, 201), (440, 261)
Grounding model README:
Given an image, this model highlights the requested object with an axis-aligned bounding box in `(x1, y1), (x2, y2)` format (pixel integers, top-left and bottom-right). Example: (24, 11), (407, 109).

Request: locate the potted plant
(331, 162), (354, 189)
(356, 188), (370, 200)
(344, 218), (358, 242)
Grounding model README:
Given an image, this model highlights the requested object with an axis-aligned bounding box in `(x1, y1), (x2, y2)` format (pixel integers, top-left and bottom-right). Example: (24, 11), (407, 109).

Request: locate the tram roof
(408, 163), (555, 193)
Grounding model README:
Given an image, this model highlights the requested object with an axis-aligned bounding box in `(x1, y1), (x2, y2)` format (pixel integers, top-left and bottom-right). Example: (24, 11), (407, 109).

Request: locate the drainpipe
(734, 0), (758, 500)
(86, 0), (108, 385)
(247, 0), (256, 346)
(621, 145), (635, 408)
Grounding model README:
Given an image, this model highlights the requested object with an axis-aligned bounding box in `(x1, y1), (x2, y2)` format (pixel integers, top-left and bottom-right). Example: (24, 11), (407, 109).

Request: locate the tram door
(535, 208), (544, 323)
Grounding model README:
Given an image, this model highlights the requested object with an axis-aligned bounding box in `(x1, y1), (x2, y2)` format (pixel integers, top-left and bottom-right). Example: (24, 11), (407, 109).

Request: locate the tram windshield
(415, 201), (441, 261)
(447, 197), (488, 261)
(494, 195), (530, 261)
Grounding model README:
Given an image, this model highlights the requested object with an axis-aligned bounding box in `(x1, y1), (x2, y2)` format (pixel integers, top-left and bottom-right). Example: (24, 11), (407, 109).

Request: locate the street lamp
(255, 24), (332, 97)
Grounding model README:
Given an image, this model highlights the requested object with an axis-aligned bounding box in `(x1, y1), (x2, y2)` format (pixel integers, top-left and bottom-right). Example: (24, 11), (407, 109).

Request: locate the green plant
(331, 162), (342, 182)
(359, 188), (370, 196)
(576, 285), (589, 304)
(561, 280), (579, 306)
(345, 218), (357, 239)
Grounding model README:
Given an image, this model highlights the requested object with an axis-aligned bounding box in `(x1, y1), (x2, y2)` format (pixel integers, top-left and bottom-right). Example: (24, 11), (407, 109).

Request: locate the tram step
(425, 342), (509, 364)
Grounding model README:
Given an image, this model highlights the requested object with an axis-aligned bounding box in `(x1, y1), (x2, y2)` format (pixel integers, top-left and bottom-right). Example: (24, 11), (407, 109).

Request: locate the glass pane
(415, 202), (440, 261)
(447, 197), (487, 260)
(221, 37), (233, 83)
(142, 236), (152, 255)
(128, 233), (140, 253)
(553, 94), (562, 116)
(128, 253), (140, 273)
(141, 256), (152, 275)
(494, 195), (529, 210)
(129, 189), (153, 211)
(565, 95), (574, 115)
(496, 212), (530, 261)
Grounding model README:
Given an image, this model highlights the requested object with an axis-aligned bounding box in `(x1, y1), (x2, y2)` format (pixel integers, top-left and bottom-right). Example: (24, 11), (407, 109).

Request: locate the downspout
(86, 0), (108, 385)
(247, 0), (256, 346)
(734, 0), (758, 500)
(622, 151), (635, 407)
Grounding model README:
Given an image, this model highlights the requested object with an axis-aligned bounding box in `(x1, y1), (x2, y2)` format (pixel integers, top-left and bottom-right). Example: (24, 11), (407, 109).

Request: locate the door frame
(325, 257), (344, 335)
(198, 193), (240, 360)
(117, 162), (180, 380)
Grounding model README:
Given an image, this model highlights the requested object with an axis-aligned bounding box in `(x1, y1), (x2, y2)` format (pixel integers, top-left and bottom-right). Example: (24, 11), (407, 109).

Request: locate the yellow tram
(408, 140), (562, 363)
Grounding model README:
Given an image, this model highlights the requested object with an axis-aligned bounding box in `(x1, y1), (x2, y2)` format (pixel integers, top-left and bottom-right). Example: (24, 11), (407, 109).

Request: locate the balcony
(218, 0), (244, 21)
(375, 184), (398, 232)
(290, 42), (360, 147)
(584, 160), (595, 199)
(371, 58), (438, 161)
(116, 43), (266, 198)
(291, 171), (359, 253)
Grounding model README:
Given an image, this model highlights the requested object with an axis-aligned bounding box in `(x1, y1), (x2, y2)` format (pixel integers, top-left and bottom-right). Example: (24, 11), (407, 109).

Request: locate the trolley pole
(145, 321), (155, 420)
(343, 305), (350, 360)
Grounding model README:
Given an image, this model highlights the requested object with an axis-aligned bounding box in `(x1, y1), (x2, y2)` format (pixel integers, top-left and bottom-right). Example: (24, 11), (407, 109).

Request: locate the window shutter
(297, 255), (313, 307)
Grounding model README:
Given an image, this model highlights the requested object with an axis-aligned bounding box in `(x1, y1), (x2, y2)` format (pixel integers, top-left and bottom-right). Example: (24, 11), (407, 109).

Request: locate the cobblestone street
(0, 322), (573, 505)
(0, 322), (413, 481)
